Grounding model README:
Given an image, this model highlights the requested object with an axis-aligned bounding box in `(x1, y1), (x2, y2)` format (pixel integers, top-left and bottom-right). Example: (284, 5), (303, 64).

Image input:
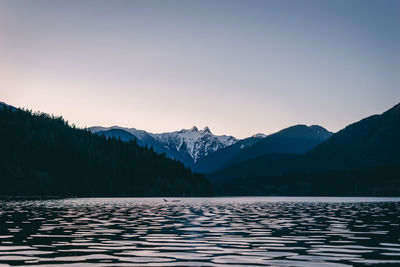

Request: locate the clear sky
(1, 0), (399, 138)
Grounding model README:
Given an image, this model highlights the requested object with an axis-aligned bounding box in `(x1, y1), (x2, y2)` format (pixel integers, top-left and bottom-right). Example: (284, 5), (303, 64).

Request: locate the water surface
(0, 197), (399, 266)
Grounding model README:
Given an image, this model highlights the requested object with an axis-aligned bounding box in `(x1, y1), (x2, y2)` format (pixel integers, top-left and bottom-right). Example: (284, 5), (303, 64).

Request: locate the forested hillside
(212, 103), (400, 196)
(0, 106), (213, 196)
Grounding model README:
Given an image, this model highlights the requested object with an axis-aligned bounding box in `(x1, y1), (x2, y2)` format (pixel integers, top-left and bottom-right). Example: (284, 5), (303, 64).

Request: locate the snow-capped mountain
(89, 125), (237, 168)
(194, 125), (332, 173)
(89, 124), (332, 173)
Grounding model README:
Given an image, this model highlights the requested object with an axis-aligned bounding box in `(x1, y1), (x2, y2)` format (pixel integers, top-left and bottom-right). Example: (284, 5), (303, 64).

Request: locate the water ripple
(0, 197), (399, 266)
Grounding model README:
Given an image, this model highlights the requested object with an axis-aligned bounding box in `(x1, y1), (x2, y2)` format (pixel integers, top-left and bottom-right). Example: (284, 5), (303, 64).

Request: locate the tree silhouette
(0, 106), (213, 197)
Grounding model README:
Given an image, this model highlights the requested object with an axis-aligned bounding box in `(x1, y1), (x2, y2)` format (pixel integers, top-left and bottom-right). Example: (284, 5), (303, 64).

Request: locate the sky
(1, 0), (399, 138)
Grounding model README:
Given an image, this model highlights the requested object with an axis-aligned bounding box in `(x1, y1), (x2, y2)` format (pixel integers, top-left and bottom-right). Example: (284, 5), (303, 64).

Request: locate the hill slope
(193, 135), (265, 173)
(213, 103), (400, 196)
(302, 103), (400, 171)
(0, 105), (212, 196)
(90, 126), (237, 168)
(220, 125), (332, 168)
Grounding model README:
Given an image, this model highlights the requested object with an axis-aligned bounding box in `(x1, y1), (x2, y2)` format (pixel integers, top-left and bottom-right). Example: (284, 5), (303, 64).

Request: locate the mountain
(0, 104), (213, 196)
(90, 126), (237, 168)
(219, 125), (332, 168)
(213, 103), (400, 196)
(193, 134), (266, 173)
(0, 102), (16, 110)
(90, 124), (332, 173)
(302, 103), (400, 171)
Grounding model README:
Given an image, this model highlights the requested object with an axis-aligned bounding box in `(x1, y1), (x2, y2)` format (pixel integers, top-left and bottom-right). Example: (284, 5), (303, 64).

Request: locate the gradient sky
(1, 0), (399, 138)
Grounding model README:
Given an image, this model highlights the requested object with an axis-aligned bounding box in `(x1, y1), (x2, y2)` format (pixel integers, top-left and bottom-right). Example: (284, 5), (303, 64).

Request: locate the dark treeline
(215, 164), (400, 196)
(0, 106), (213, 197)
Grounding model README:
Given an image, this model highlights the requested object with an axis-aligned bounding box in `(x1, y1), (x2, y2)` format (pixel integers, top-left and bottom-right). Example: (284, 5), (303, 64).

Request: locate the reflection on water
(0, 197), (399, 266)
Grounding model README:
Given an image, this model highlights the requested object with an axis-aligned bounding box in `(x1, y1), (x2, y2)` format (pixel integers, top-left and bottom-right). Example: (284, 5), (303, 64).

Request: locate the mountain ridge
(90, 124), (332, 172)
(301, 102), (400, 171)
(89, 124), (332, 173)
(218, 124), (333, 169)
(212, 102), (400, 196)
(90, 125), (238, 168)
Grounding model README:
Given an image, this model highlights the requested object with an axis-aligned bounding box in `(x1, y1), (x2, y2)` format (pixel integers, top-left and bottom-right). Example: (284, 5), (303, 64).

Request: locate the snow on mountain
(152, 126), (236, 161)
(89, 125), (237, 166)
(89, 124), (332, 172)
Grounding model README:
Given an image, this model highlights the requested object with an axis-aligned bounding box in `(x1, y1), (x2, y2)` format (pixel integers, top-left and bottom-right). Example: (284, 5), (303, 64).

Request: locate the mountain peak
(275, 124), (332, 140)
(203, 126), (211, 134)
(190, 126), (199, 132)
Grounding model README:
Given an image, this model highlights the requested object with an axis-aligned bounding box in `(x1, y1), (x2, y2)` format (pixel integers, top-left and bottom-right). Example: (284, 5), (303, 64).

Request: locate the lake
(0, 197), (399, 266)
